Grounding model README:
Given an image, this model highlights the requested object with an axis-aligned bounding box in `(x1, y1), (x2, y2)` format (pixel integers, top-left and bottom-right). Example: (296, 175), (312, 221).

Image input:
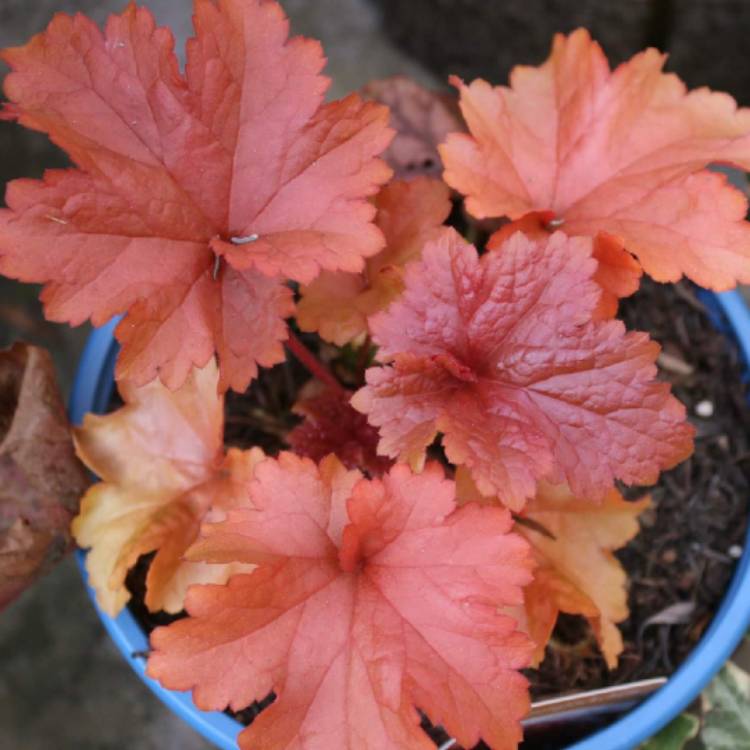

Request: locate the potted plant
(2, 2), (750, 749)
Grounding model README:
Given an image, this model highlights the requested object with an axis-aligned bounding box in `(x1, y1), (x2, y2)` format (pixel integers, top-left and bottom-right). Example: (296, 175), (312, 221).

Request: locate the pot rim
(69, 289), (750, 750)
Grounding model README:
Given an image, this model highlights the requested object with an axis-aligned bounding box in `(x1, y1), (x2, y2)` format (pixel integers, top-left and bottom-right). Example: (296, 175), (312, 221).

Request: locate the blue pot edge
(569, 288), (750, 750)
(68, 290), (750, 750)
(70, 316), (243, 750)
(74, 552), (242, 749)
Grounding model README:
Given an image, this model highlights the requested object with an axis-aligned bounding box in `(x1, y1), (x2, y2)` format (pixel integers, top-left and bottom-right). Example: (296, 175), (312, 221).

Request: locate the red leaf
(352, 228), (694, 511)
(286, 383), (392, 475)
(0, 344), (89, 610)
(363, 75), (465, 180)
(147, 456), (534, 749)
(0, 1), (392, 392)
(488, 220), (642, 319)
(440, 28), (750, 290)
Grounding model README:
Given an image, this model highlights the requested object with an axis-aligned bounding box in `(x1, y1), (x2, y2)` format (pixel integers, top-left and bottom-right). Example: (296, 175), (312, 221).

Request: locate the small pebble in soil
(695, 399), (715, 418)
(729, 544), (744, 559)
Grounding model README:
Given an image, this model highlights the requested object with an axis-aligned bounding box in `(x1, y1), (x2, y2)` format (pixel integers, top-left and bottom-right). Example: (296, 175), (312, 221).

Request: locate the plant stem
(286, 331), (347, 397)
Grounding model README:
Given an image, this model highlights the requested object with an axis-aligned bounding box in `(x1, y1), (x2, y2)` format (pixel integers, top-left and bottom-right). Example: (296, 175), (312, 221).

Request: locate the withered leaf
(0, 343), (89, 610)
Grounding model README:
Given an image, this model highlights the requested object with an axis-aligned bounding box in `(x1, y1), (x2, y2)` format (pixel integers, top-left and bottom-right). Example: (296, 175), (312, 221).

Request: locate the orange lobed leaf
(297, 177), (451, 345)
(440, 28), (750, 291)
(286, 382), (392, 476)
(456, 469), (648, 668)
(0, 0), (392, 392)
(73, 359), (262, 615)
(147, 455), (534, 750)
(363, 75), (465, 180)
(352, 228), (694, 511)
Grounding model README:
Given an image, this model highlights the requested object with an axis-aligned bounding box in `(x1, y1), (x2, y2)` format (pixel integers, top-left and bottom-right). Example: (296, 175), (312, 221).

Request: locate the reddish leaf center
(432, 353), (478, 383)
(338, 528), (366, 574)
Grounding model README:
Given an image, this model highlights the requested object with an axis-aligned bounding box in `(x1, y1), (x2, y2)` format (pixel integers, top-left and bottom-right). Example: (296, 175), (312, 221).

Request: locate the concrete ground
(0, 2), (749, 749)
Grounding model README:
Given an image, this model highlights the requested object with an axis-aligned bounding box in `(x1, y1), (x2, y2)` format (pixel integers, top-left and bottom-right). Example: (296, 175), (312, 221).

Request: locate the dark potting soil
(123, 278), (750, 747)
(527, 279), (750, 700)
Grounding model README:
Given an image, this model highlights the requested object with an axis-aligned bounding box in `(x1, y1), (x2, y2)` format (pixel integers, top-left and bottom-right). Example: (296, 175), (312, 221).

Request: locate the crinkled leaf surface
(363, 75), (464, 180)
(353, 228), (694, 510)
(73, 359), (261, 615)
(441, 28), (750, 290)
(286, 383), (392, 476)
(147, 456), (534, 750)
(0, 0), (392, 392)
(0, 343), (89, 610)
(488, 214), (642, 319)
(456, 469), (647, 668)
(297, 177), (451, 345)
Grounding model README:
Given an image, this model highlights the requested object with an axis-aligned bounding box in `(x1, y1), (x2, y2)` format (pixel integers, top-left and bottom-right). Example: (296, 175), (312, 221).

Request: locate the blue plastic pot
(69, 290), (750, 750)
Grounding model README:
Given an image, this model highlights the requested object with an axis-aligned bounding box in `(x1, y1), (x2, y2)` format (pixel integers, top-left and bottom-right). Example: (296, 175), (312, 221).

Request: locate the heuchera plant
(2, 1), (750, 748)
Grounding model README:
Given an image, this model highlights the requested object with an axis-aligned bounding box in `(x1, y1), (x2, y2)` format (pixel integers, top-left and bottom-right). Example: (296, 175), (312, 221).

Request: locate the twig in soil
(285, 331), (347, 397)
(657, 351), (694, 376)
(691, 542), (734, 564)
(672, 282), (708, 314)
(659, 627), (674, 672)
(638, 601), (695, 643)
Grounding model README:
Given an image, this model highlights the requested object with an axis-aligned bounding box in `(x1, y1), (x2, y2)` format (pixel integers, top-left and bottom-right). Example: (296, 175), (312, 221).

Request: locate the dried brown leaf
(363, 75), (464, 179)
(0, 343), (89, 609)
